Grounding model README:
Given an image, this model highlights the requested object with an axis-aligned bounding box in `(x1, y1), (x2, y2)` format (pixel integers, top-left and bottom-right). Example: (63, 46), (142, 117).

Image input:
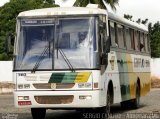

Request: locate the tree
(74, 0), (119, 10)
(136, 18), (141, 24)
(142, 18), (148, 25)
(124, 14), (133, 21)
(150, 21), (160, 57)
(0, 0), (57, 60)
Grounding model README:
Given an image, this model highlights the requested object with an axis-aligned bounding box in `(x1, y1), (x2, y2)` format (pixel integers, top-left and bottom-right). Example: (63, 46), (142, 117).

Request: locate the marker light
(18, 96), (29, 100)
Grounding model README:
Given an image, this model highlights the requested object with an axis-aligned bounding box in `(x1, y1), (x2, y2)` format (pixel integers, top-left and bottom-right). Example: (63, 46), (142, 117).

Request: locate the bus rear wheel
(31, 108), (46, 119)
(132, 83), (140, 108)
(121, 83), (140, 109)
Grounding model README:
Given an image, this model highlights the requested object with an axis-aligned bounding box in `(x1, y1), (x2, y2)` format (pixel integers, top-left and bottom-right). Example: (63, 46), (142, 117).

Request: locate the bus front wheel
(31, 108), (46, 119)
(102, 90), (112, 118)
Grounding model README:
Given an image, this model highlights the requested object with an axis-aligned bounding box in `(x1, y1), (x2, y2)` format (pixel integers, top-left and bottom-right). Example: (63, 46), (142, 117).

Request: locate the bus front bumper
(14, 90), (105, 108)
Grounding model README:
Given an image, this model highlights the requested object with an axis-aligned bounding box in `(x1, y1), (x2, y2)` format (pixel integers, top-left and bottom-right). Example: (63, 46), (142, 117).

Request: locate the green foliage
(0, 0), (57, 60)
(74, 0), (119, 10)
(0, 53), (9, 60)
(124, 14), (133, 21)
(149, 22), (160, 58)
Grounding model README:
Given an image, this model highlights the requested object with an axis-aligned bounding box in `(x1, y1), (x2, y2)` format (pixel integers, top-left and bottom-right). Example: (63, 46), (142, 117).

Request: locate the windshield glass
(14, 17), (98, 70)
(15, 19), (54, 70)
(55, 17), (96, 69)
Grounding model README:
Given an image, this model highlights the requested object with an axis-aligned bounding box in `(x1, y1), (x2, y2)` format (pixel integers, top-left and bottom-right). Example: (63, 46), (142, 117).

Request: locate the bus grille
(33, 83), (75, 89)
(34, 96), (74, 104)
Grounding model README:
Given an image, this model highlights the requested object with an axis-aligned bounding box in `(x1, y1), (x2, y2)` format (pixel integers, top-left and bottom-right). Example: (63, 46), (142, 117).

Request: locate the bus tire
(102, 90), (112, 118)
(132, 83), (140, 108)
(121, 83), (140, 109)
(31, 108), (46, 119)
(121, 101), (130, 109)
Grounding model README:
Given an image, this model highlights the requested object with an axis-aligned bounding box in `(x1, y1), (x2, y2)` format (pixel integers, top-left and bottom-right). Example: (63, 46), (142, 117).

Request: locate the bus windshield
(14, 17), (98, 70)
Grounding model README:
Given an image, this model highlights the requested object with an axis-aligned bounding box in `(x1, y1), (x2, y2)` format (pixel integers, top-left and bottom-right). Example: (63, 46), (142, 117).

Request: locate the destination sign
(21, 19), (55, 25)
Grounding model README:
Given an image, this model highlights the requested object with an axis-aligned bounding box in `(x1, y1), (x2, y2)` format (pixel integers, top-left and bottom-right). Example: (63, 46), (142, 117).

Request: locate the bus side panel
(105, 51), (122, 104)
(116, 51), (151, 102)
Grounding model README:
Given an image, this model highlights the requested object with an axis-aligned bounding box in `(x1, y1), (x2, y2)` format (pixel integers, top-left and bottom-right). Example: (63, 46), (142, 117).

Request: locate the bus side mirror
(5, 33), (15, 54)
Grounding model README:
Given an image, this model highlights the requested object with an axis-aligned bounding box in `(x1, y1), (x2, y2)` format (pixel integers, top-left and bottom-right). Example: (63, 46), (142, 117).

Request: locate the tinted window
(134, 31), (140, 51)
(125, 27), (132, 50)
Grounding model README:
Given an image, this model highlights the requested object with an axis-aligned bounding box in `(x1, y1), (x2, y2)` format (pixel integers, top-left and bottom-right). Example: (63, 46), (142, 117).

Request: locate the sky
(0, 0), (159, 24)
(116, 0), (160, 24)
(0, 0), (9, 7)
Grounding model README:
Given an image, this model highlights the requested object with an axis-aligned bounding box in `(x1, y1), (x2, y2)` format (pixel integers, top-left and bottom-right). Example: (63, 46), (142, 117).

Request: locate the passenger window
(109, 21), (117, 47)
(117, 24), (125, 49)
(144, 34), (149, 53)
(147, 34), (151, 53)
(130, 29), (135, 50)
(140, 32), (145, 52)
(134, 31), (140, 51)
(125, 27), (132, 50)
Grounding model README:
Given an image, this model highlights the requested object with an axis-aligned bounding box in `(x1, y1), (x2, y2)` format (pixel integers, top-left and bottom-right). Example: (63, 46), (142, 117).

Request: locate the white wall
(0, 61), (13, 82)
(151, 58), (160, 78)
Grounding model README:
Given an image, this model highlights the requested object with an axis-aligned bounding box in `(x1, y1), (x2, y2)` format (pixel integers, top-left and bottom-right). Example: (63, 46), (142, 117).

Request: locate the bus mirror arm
(100, 53), (108, 74)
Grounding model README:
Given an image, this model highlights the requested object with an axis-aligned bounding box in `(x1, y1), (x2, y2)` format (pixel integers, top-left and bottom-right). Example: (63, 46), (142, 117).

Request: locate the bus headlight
(78, 83), (91, 88)
(18, 84), (23, 89)
(18, 84), (30, 89)
(24, 84), (30, 89)
(18, 96), (29, 100)
(18, 96), (24, 100)
(24, 96), (29, 100)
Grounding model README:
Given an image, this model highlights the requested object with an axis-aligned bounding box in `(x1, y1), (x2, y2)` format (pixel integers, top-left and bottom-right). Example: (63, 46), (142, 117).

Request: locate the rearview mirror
(5, 33), (15, 54)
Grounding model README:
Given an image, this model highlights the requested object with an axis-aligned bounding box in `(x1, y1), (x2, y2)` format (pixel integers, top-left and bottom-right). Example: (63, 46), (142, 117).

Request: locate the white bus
(11, 4), (150, 119)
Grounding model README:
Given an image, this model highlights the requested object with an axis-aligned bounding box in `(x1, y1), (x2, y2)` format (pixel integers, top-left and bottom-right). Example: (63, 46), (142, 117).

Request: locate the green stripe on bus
(48, 72), (78, 83)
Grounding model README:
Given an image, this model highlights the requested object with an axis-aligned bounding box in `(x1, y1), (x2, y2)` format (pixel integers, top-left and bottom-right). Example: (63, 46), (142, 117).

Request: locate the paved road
(0, 89), (160, 119)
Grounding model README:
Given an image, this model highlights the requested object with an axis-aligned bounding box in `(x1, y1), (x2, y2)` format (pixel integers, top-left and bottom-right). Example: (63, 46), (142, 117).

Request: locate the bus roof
(18, 7), (107, 17)
(18, 6), (148, 32)
(108, 12), (148, 32)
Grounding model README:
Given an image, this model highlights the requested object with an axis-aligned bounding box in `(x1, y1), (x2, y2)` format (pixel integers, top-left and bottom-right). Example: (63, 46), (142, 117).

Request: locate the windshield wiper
(58, 48), (75, 72)
(31, 46), (49, 73)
